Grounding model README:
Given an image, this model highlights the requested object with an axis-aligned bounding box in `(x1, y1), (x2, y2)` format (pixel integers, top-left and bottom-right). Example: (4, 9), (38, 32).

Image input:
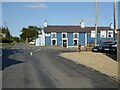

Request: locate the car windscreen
(100, 42), (112, 46)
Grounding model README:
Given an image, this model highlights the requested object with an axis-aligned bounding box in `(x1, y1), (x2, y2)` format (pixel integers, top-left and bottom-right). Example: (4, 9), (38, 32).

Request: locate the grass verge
(0, 42), (17, 47)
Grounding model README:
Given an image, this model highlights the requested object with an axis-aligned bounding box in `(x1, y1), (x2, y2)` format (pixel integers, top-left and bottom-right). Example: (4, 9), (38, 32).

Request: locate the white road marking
(34, 49), (41, 52)
(11, 48), (15, 50)
(11, 47), (32, 50)
(0, 50), (2, 56)
(16, 48), (20, 49)
(30, 52), (33, 56)
(0, 53), (2, 56)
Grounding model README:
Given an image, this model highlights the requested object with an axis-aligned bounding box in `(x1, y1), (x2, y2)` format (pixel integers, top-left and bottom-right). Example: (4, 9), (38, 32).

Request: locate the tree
(1, 27), (11, 38)
(12, 36), (19, 42)
(20, 26), (41, 42)
(0, 27), (13, 43)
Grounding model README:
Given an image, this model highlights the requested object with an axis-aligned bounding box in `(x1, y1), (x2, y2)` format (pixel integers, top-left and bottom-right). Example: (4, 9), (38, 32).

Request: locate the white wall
(35, 30), (45, 46)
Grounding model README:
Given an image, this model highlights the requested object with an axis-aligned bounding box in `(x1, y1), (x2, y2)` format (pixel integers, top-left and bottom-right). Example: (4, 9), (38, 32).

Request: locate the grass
(0, 42), (17, 47)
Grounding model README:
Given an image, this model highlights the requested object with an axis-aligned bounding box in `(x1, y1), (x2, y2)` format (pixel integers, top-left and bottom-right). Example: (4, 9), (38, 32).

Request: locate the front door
(52, 40), (56, 45)
(63, 40), (67, 47)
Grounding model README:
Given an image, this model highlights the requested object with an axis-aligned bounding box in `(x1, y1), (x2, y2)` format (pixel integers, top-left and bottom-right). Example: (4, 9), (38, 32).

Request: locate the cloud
(23, 3), (47, 9)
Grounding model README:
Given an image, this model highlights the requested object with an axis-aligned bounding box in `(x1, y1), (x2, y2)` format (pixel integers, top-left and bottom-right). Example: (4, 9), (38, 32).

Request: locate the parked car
(92, 42), (112, 52)
(29, 40), (35, 45)
(92, 41), (117, 54)
(103, 41), (117, 53)
(92, 46), (102, 52)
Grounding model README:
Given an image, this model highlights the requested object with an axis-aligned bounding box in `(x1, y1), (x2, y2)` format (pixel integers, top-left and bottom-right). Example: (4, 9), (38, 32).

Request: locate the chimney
(44, 20), (48, 27)
(80, 20), (85, 28)
(110, 23), (113, 29)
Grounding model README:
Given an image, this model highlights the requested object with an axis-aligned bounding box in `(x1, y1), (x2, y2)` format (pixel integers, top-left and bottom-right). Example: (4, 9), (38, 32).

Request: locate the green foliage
(1, 27), (11, 38)
(1, 38), (13, 43)
(20, 26), (41, 42)
(0, 27), (14, 43)
(0, 42), (16, 46)
(12, 36), (19, 42)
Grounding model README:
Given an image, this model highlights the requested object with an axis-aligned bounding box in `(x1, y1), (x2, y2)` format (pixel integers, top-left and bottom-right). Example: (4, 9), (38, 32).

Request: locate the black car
(92, 41), (117, 53)
(103, 42), (117, 53)
(92, 42), (112, 52)
(92, 46), (103, 52)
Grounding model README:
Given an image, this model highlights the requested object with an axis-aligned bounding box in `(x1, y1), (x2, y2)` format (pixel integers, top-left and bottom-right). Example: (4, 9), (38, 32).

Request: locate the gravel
(60, 52), (118, 78)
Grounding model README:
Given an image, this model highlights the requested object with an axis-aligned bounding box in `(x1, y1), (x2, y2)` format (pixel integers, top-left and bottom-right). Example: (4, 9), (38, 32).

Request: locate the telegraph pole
(95, 0), (98, 46)
(117, 1), (120, 61)
(118, 29), (120, 61)
(114, 0), (116, 41)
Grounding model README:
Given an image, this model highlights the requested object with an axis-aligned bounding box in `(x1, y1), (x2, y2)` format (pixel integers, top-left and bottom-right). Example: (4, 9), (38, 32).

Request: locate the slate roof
(44, 25), (113, 33)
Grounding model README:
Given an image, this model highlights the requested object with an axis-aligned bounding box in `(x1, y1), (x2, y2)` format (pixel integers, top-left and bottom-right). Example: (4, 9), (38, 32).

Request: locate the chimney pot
(80, 20), (85, 28)
(44, 20), (48, 27)
(110, 23), (113, 29)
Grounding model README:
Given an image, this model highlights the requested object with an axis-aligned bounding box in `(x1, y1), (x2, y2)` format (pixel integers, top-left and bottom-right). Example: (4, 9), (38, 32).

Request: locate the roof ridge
(47, 25), (111, 28)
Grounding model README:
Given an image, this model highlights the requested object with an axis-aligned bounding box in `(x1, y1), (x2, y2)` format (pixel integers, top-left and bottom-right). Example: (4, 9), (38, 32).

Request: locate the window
(45, 33), (50, 37)
(73, 39), (78, 46)
(62, 33), (67, 38)
(91, 31), (95, 38)
(51, 32), (56, 38)
(100, 31), (106, 38)
(107, 31), (113, 38)
(73, 33), (78, 38)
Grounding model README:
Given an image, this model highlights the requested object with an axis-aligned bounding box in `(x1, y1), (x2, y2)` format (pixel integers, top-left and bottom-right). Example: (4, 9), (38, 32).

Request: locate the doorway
(52, 39), (57, 45)
(62, 39), (68, 48)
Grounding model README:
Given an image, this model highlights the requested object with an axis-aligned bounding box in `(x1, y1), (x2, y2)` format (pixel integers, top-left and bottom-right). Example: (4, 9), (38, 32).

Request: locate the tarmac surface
(1, 43), (118, 88)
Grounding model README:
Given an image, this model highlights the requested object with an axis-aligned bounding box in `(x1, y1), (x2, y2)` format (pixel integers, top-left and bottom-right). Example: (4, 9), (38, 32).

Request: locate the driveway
(1, 43), (118, 88)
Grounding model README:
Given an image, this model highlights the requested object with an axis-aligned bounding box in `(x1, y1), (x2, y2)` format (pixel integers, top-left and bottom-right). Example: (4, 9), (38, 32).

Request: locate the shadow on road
(1, 48), (24, 70)
(103, 53), (117, 61)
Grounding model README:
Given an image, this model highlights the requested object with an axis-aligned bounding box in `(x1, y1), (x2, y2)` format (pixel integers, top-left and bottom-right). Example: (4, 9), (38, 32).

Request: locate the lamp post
(95, 0), (98, 46)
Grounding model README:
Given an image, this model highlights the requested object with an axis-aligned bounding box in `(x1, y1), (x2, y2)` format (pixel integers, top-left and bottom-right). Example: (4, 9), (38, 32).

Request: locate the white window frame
(45, 33), (51, 37)
(73, 38), (78, 46)
(100, 31), (106, 38)
(62, 32), (67, 38)
(62, 38), (68, 48)
(51, 38), (57, 46)
(73, 33), (79, 38)
(107, 31), (113, 38)
(91, 31), (95, 38)
(51, 32), (56, 38)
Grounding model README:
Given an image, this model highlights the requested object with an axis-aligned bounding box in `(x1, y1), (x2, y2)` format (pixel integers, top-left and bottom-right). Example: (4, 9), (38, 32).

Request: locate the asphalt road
(1, 43), (118, 88)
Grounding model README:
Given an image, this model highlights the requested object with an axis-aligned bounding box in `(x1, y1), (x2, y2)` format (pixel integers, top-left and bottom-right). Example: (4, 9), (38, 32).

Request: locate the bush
(12, 37), (19, 42)
(1, 38), (13, 43)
